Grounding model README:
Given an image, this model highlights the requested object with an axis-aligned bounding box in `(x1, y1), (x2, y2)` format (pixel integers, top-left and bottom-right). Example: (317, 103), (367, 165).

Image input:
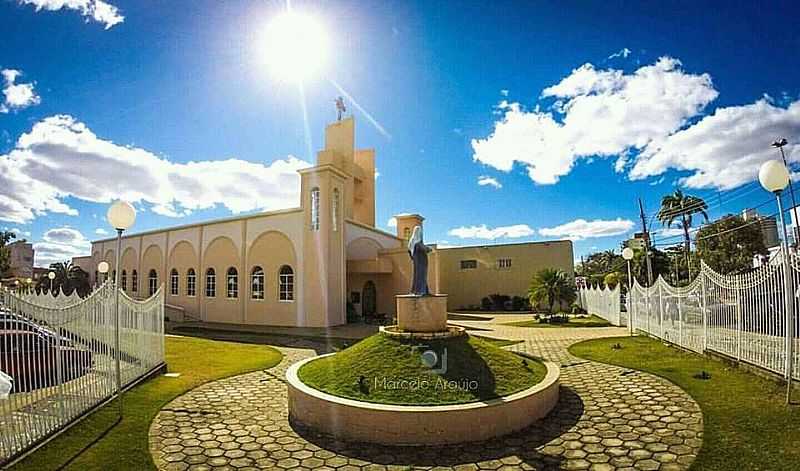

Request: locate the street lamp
(622, 247), (635, 336)
(106, 200), (136, 417)
(772, 138), (799, 246)
(48, 271), (55, 295)
(758, 159), (795, 403)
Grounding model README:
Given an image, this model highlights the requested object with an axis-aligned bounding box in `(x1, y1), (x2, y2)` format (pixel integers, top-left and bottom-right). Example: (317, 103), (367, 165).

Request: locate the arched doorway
(362, 280), (377, 318)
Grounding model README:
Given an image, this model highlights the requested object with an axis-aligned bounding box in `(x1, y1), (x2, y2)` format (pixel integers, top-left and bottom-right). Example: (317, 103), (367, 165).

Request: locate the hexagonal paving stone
(149, 331), (704, 470)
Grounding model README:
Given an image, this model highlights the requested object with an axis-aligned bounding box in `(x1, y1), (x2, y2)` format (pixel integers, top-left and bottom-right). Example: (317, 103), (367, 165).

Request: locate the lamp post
(25, 278), (32, 295)
(48, 271), (55, 295)
(106, 201), (136, 417)
(623, 247), (635, 336)
(759, 160), (795, 403)
(772, 138), (799, 247)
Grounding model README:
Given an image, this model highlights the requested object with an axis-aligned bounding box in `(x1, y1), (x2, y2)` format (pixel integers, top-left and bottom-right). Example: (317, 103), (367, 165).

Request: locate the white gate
(0, 282), (165, 465)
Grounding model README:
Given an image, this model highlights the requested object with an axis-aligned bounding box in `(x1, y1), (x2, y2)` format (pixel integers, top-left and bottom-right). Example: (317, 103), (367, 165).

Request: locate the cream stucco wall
(434, 241), (574, 310)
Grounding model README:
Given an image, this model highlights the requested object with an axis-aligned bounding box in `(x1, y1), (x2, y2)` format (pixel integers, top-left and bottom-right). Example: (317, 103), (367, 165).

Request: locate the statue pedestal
(396, 294), (448, 333)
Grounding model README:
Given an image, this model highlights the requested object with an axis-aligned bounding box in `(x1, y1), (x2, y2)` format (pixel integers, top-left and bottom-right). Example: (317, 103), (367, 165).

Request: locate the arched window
(186, 269), (196, 297)
(226, 267), (238, 298)
(205, 268), (216, 298)
(332, 188), (339, 232)
(170, 269), (179, 296)
(148, 269), (158, 296)
(112, 270), (116, 283)
(403, 227), (411, 240)
(310, 187), (320, 231)
(94, 270), (98, 284)
(279, 265), (294, 301)
(121, 270), (127, 292)
(132, 270), (138, 293)
(251, 266), (264, 300)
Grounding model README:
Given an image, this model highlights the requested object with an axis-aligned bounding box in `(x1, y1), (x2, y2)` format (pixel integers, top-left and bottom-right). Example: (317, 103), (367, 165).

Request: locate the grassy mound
(298, 333), (546, 405)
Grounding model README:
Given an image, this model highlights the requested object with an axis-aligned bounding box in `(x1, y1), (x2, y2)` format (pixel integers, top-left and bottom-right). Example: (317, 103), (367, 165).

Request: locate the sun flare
(258, 11), (329, 82)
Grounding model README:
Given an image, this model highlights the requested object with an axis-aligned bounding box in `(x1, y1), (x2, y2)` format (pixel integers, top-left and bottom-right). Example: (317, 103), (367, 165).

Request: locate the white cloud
(630, 99), (800, 190)
(34, 227), (91, 266)
(608, 48), (632, 60)
(471, 57), (718, 184)
(0, 115), (310, 223)
(21, 0), (124, 29)
(477, 175), (502, 189)
(95, 228), (109, 236)
(374, 169), (380, 180)
(539, 218), (635, 241)
(448, 224), (535, 240)
(1, 69), (41, 113)
(386, 217), (397, 228)
(500, 89), (509, 96)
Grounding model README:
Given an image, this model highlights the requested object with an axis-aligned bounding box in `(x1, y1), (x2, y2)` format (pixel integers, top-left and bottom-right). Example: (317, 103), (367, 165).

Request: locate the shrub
(481, 297), (492, 311)
(488, 293), (511, 311)
(570, 302), (586, 314)
(511, 295), (529, 311)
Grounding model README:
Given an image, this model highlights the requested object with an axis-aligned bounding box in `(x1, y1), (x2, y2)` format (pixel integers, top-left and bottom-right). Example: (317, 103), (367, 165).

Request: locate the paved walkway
(149, 322), (703, 471)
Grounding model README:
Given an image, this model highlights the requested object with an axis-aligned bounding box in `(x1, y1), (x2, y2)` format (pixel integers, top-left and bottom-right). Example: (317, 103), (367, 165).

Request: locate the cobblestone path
(150, 325), (703, 470)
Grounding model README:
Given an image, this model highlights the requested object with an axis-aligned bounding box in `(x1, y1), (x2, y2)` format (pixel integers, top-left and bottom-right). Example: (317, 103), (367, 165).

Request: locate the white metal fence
(0, 282), (165, 465)
(577, 284), (623, 326)
(629, 256), (800, 381)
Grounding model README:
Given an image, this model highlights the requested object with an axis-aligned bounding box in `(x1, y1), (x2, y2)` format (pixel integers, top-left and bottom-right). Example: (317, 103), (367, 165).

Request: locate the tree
(576, 250), (624, 286)
(0, 230), (17, 277)
(35, 261), (92, 297)
(657, 189), (709, 277)
(603, 272), (620, 288)
(528, 268), (576, 314)
(696, 214), (768, 274)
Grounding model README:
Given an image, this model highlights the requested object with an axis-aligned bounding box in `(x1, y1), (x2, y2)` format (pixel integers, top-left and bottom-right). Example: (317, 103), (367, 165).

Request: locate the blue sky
(1, 0), (799, 266)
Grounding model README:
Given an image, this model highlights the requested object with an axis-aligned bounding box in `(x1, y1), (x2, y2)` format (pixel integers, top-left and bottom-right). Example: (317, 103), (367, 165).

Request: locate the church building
(75, 118), (573, 327)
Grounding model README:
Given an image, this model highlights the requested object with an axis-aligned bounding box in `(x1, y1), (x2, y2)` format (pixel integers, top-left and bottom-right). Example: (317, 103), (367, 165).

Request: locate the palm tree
(528, 268), (577, 315)
(657, 189), (708, 278)
(36, 261), (91, 297)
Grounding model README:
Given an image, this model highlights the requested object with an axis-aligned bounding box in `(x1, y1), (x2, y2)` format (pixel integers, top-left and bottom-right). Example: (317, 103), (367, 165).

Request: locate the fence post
(700, 269), (708, 352)
(678, 289), (683, 348)
(735, 276), (742, 361)
(658, 280), (664, 339)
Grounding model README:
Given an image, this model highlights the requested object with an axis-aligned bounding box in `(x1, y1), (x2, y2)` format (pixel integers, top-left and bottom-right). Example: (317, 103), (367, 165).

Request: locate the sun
(258, 11), (329, 82)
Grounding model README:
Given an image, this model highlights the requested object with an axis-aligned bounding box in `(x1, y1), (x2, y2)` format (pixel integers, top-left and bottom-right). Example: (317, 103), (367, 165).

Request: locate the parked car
(0, 329), (94, 393)
(0, 311), (77, 347)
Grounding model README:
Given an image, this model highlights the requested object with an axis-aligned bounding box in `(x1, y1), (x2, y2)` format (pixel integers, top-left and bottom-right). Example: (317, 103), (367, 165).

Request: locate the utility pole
(639, 198), (654, 286)
(773, 138), (798, 248)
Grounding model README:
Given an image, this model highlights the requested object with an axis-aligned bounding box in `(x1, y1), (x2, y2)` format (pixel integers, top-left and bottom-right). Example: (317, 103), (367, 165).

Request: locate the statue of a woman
(408, 226), (431, 296)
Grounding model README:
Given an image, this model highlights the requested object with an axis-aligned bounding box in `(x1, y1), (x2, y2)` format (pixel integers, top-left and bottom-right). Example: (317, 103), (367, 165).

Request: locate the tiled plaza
(149, 321), (703, 470)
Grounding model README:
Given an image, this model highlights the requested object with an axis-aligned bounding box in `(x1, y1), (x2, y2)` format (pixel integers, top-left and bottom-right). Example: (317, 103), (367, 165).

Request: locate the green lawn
(474, 336), (524, 348)
(298, 333), (546, 405)
(505, 314), (612, 328)
(12, 336), (282, 471)
(569, 336), (800, 471)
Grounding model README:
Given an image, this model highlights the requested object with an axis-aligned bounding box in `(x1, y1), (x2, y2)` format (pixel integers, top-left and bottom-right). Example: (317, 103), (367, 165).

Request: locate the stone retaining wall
(286, 354), (560, 446)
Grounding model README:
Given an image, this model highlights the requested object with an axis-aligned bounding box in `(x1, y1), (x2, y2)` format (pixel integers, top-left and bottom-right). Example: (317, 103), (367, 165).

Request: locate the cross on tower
(335, 96), (346, 121)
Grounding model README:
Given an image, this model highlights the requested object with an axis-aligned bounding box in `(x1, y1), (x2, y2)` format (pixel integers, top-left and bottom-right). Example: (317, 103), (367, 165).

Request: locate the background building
(6, 240), (34, 279)
(742, 208), (780, 249)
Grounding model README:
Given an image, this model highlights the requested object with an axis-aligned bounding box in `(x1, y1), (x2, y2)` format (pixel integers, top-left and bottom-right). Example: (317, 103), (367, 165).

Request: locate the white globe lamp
(759, 160), (789, 194)
(759, 159), (796, 404)
(107, 201), (136, 231)
(98, 261), (110, 274)
(622, 247), (634, 260)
